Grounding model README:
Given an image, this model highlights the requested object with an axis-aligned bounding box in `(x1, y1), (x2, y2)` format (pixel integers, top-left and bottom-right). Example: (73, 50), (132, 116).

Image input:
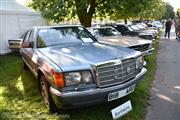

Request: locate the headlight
(64, 71), (93, 86)
(136, 56), (143, 69)
(81, 71), (93, 83)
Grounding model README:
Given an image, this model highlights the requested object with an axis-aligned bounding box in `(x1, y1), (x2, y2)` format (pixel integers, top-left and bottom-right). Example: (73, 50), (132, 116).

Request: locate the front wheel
(39, 75), (58, 113)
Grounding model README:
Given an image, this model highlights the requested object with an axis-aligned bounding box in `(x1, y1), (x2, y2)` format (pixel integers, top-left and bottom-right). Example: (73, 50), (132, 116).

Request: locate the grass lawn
(0, 39), (159, 120)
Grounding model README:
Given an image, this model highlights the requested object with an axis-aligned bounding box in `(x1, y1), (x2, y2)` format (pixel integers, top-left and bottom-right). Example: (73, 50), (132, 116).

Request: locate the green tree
(138, 0), (166, 20)
(110, 0), (166, 23)
(176, 8), (180, 16)
(29, 0), (167, 26)
(109, 0), (150, 24)
(29, 0), (119, 27)
(163, 3), (175, 19)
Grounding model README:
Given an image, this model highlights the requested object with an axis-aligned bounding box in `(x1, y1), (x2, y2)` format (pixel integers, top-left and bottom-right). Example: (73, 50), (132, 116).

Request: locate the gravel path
(145, 29), (180, 120)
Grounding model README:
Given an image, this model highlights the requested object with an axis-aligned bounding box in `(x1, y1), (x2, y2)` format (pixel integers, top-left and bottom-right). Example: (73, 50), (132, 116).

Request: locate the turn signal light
(52, 73), (64, 88)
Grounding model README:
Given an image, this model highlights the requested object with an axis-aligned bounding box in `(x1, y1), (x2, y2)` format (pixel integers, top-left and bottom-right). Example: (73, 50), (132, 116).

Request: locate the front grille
(96, 58), (136, 87)
(130, 44), (150, 52)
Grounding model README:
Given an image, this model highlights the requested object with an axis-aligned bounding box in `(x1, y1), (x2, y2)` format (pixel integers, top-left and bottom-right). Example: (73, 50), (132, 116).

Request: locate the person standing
(165, 18), (172, 38)
(175, 12), (180, 39)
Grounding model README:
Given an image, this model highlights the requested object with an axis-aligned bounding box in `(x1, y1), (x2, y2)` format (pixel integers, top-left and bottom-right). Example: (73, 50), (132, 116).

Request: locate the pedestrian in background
(175, 12), (180, 39)
(165, 18), (172, 38)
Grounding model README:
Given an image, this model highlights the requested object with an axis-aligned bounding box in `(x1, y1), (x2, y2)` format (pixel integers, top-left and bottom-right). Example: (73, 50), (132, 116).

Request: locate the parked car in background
(135, 24), (158, 38)
(19, 25), (147, 112)
(109, 24), (156, 41)
(135, 24), (158, 34)
(128, 24), (156, 41)
(136, 23), (157, 31)
(8, 39), (22, 52)
(151, 21), (163, 29)
(8, 33), (27, 52)
(88, 26), (154, 56)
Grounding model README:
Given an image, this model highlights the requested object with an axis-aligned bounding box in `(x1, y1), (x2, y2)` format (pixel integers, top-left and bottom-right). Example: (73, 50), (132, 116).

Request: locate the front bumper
(143, 48), (155, 56)
(50, 68), (147, 109)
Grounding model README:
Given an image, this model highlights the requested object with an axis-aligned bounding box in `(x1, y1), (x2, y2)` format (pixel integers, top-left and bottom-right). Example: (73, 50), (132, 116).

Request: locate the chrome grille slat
(96, 58), (136, 87)
(97, 64), (121, 73)
(130, 44), (150, 52)
(99, 67), (136, 79)
(98, 62), (135, 74)
(99, 71), (136, 83)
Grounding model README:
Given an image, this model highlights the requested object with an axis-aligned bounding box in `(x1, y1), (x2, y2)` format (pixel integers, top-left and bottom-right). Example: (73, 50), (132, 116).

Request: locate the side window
(24, 31), (31, 42)
(29, 30), (34, 42)
(20, 32), (27, 39)
(123, 26), (128, 31)
(117, 26), (123, 31)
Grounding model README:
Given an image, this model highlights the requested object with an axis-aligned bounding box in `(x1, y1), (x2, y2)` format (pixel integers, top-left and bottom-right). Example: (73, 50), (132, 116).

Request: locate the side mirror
(21, 41), (34, 48)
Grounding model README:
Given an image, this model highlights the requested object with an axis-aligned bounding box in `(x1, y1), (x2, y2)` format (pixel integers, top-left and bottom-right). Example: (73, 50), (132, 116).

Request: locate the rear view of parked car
(20, 25), (147, 112)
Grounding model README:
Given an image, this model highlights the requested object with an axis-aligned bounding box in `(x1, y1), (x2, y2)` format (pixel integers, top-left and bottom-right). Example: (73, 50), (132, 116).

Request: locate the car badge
(113, 68), (119, 80)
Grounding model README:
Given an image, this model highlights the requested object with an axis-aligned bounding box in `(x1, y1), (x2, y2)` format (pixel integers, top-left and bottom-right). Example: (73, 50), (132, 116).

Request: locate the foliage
(176, 8), (180, 16)
(138, 0), (166, 20)
(29, 0), (167, 26)
(29, 0), (102, 27)
(110, 0), (166, 22)
(162, 3), (175, 19)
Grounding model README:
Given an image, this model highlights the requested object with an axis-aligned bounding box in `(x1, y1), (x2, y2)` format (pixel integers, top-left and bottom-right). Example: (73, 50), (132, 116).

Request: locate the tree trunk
(75, 0), (96, 27)
(78, 14), (92, 27)
(124, 19), (127, 24)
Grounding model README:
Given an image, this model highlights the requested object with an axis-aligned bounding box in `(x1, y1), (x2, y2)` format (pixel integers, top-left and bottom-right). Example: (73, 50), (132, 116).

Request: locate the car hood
(138, 32), (154, 36)
(134, 30), (153, 35)
(141, 29), (157, 34)
(38, 42), (140, 72)
(97, 36), (151, 47)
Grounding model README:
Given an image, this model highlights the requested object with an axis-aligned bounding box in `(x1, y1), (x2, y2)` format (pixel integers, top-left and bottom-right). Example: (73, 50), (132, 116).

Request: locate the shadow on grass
(0, 53), (44, 119)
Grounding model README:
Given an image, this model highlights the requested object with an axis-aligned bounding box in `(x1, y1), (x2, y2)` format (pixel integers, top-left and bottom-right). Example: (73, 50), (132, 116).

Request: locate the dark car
(19, 25), (146, 112)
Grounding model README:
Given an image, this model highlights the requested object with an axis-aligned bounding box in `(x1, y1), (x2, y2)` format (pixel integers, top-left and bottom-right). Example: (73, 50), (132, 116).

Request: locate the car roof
(32, 24), (83, 29)
(90, 26), (114, 29)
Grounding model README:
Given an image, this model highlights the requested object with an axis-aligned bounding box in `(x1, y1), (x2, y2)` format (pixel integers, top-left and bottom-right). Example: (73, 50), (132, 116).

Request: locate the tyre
(39, 75), (58, 113)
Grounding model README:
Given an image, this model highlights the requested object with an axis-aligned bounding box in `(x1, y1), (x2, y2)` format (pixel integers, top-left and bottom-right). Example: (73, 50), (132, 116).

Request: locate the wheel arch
(37, 67), (50, 83)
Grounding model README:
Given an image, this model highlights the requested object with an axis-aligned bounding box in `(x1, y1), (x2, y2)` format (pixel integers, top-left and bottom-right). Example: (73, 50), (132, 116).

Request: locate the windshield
(129, 25), (140, 31)
(135, 24), (145, 29)
(93, 27), (120, 37)
(154, 21), (162, 25)
(127, 26), (134, 31)
(37, 27), (95, 48)
(140, 23), (148, 27)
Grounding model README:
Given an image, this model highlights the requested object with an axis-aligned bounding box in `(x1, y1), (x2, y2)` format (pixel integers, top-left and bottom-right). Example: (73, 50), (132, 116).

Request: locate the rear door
(21, 29), (37, 75)
(21, 30), (31, 65)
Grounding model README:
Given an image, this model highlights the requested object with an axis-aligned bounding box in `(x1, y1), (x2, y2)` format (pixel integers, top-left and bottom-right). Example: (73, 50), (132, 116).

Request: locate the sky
(163, 0), (180, 11)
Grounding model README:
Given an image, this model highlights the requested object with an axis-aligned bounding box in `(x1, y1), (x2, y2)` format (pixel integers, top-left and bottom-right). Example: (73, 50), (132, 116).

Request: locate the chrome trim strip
(99, 68), (135, 79)
(50, 68), (147, 97)
(143, 48), (155, 56)
(22, 57), (38, 77)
